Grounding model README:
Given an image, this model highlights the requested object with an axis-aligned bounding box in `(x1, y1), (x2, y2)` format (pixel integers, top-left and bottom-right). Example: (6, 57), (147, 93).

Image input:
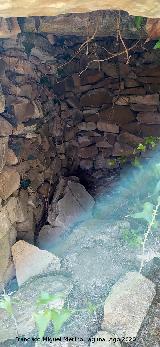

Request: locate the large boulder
(48, 180), (95, 230)
(102, 272), (156, 338)
(38, 225), (64, 250)
(12, 240), (61, 286)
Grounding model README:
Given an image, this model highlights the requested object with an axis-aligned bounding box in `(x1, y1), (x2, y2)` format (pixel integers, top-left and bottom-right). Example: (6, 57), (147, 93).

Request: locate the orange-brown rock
(118, 132), (144, 146)
(101, 62), (118, 78)
(113, 142), (134, 156)
(12, 99), (43, 123)
(137, 112), (160, 124)
(0, 117), (13, 136)
(146, 18), (160, 39)
(12, 240), (61, 286)
(0, 169), (20, 200)
(6, 149), (18, 166)
(99, 106), (135, 125)
(80, 159), (93, 170)
(95, 139), (113, 148)
(80, 71), (104, 85)
(141, 125), (160, 137)
(80, 89), (112, 107)
(137, 67), (160, 77)
(78, 122), (96, 131)
(97, 121), (119, 133)
(78, 145), (98, 158)
(130, 104), (158, 112)
(3, 56), (34, 75)
(78, 135), (93, 147)
(129, 94), (159, 105)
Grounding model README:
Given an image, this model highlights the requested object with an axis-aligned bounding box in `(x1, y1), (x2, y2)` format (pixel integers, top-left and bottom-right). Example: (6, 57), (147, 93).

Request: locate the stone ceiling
(0, 0), (160, 18)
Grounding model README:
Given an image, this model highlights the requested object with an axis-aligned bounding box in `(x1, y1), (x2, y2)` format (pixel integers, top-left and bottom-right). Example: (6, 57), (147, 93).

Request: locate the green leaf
(131, 202), (154, 223)
(137, 143), (146, 152)
(154, 180), (160, 195)
(131, 157), (142, 168)
(134, 16), (143, 30)
(33, 310), (51, 339)
(51, 308), (72, 334)
(0, 295), (13, 315)
(36, 292), (65, 307)
(154, 163), (160, 178)
(154, 39), (160, 49)
(144, 136), (157, 148)
(87, 302), (96, 314)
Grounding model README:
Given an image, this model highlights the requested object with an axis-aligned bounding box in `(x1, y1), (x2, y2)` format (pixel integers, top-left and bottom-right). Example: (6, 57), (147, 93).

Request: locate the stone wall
(1, 19), (160, 289)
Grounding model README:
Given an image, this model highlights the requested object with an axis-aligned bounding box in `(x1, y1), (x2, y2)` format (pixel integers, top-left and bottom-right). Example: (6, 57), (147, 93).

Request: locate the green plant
(131, 157), (142, 168)
(0, 293), (19, 335)
(144, 136), (160, 148)
(131, 136), (160, 168)
(136, 143), (146, 152)
(154, 39), (160, 49)
(121, 228), (143, 247)
(122, 135), (160, 270)
(134, 16), (143, 30)
(131, 202), (155, 224)
(139, 196), (160, 273)
(33, 291), (101, 339)
(119, 156), (127, 165)
(33, 307), (72, 338)
(0, 293), (13, 314)
(107, 159), (117, 168)
(33, 292), (71, 338)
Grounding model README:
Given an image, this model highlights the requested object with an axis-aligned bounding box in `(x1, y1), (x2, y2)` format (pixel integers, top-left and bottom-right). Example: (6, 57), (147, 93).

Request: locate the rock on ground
(38, 225), (64, 250)
(0, 274), (72, 343)
(102, 272), (156, 338)
(48, 180), (95, 229)
(12, 240), (61, 286)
